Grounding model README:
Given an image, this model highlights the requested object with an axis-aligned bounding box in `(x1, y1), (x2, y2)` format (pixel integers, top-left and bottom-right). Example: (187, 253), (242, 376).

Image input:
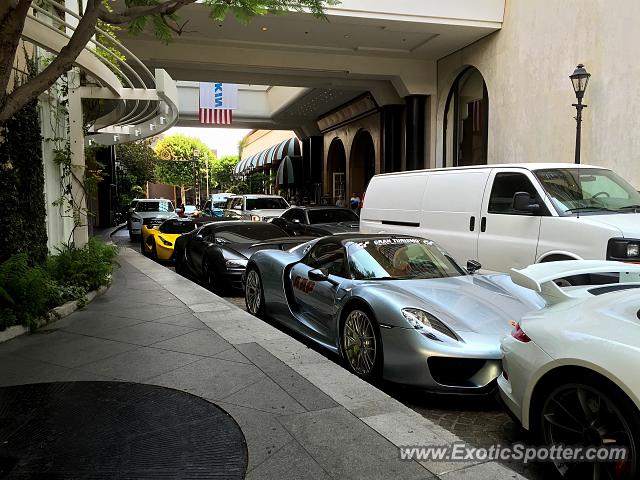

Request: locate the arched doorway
(443, 67), (488, 167)
(327, 138), (346, 204)
(349, 130), (375, 198)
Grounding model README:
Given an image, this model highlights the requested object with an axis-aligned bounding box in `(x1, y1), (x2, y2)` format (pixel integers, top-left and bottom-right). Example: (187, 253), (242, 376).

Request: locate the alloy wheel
(343, 310), (377, 377)
(541, 383), (635, 479)
(245, 269), (262, 316)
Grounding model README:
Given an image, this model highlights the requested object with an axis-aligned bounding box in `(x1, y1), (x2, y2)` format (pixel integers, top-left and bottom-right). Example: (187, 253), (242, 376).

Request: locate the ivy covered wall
(0, 98), (49, 265)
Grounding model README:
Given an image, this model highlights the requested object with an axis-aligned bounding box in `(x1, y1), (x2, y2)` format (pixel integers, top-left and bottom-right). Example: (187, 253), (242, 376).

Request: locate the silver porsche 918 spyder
(244, 234), (544, 392)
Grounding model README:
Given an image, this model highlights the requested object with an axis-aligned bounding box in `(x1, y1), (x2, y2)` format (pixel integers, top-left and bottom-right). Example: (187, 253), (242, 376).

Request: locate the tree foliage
(210, 155), (240, 191)
(116, 140), (157, 185)
(154, 134), (215, 188)
(0, 0), (336, 123)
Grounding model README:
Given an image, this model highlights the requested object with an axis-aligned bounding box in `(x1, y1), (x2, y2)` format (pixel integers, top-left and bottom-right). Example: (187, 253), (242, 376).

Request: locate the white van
(361, 163), (640, 273)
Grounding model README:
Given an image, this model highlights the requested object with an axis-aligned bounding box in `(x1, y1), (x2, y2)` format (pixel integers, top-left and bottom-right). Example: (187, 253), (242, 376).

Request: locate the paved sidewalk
(0, 248), (524, 479)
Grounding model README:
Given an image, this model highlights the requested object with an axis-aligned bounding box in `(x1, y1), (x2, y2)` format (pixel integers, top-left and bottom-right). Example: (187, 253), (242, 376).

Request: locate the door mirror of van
(466, 260), (482, 274)
(512, 192), (540, 213)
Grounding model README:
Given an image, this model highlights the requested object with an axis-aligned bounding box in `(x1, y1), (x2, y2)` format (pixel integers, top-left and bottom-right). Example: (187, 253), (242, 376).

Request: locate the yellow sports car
(141, 219), (199, 261)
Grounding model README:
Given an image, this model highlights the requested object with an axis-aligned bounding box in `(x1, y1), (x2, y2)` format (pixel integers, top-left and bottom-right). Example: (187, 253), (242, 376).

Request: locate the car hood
(309, 221), (360, 234)
(579, 212), (640, 238)
(249, 209), (289, 218)
(133, 212), (177, 220)
(359, 275), (544, 335)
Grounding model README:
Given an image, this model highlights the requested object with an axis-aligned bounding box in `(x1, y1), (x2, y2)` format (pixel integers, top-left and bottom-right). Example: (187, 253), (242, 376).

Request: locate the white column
(67, 70), (88, 247)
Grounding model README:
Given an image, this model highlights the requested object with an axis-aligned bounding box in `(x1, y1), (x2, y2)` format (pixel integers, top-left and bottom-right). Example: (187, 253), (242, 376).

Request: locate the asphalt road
(111, 229), (549, 479)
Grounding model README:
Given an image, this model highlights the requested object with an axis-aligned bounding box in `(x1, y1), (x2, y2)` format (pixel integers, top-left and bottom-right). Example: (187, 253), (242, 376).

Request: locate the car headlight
(159, 236), (173, 247)
(225, 259), (248, 269)
(607, 238), (640, 260)
(251, 215), (261, 222)
(401, 308), (458, 341)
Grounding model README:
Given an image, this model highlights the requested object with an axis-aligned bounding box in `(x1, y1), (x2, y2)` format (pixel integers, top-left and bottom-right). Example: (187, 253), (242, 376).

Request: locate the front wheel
(340, 307), (382, 381)
(245, 267), (265, 318)
(539, 380), (639, 479)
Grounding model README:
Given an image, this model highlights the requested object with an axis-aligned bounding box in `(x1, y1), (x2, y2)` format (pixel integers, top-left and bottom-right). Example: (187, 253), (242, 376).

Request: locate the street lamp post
(569, 64), (591, 164)
(193, 149), (201, 206)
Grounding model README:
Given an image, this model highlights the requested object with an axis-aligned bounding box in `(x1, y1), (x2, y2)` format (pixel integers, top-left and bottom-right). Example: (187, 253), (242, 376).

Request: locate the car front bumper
(380, 326), (503, 393)
(223, 268), (246, 290)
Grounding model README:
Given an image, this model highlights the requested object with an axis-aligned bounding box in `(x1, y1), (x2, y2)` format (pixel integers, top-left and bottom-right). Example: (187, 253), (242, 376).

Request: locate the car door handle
(469, 216), (475, 232)
(480, 217), (487, 232)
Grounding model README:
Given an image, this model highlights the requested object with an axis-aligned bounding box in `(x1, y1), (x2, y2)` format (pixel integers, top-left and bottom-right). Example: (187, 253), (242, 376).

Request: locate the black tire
(340, 305), (383, 381)
(175, 249), (186, 276)
(245, 266), (265, 318)
(151, 242), (158, 260)
(202, 257), (220, 291)
(535, 373), (640, 479)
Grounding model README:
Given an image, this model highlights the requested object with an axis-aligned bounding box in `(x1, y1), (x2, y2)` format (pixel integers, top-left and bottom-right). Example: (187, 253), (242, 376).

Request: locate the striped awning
(234, 137), (300, 175)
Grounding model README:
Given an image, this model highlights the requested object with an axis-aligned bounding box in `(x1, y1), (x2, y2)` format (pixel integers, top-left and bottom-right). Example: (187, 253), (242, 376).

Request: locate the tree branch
(97, 0), (198, 25)
(0, 0), (101, 123)
(0, 0), (32, 102)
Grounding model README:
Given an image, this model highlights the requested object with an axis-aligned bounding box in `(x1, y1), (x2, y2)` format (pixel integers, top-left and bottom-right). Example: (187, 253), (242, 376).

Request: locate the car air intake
(427, 357), (487, 387)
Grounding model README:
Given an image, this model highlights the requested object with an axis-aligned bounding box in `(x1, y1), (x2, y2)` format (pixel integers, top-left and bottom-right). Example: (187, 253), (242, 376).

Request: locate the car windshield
(135, 200), (173, 212)
(160, 220), (195, 234)
(212, 200), (228, 208)
(347, 238), (465, 280)
(184, 206), (197, 213)
(308, 209), (359, 224)
(215, 224), (287, 244)
(535, 168), (640, 215)
(245, 197), (289, 210)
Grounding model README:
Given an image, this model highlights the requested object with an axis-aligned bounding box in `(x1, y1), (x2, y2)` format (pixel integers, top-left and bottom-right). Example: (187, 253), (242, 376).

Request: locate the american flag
(199, 108), (233, 125)
(199, 82), (238, 125)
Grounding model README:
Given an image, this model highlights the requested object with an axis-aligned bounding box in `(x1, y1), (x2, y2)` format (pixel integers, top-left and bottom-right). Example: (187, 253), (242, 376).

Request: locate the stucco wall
(436, 0), (640, 187)
(241, 130), (297, 159)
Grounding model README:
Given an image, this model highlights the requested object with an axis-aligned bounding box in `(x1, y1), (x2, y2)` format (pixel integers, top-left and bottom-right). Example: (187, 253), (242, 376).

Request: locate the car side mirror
(308, 268), (339, 286)
(291, 219), (301, 224)
(466, 260), (482, 274)
(193, 234), (204, 242)
(512, 192), (540, 213)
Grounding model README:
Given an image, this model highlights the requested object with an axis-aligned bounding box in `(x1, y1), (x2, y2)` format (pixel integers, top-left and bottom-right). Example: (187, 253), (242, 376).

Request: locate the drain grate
(0, 382), (247, 479)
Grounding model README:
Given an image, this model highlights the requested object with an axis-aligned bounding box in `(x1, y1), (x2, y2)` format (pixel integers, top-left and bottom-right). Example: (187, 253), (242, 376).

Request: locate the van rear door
(419, 169), (490, 265)
(477, 168), (546, 272)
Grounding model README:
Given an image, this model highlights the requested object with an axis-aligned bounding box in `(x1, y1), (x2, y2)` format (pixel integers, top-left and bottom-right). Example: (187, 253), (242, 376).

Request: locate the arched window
(443, 67), (488, 167)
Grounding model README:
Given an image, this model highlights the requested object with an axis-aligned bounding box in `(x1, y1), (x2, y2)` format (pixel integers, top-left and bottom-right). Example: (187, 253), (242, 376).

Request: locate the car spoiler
(252, 236), (316, 249)
(510, 260), (640, 304)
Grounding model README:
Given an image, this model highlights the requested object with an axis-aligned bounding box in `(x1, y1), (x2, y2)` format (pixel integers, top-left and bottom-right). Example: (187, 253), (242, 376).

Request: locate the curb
(0, 285), (109, 344)
(122, 247), (526, 480)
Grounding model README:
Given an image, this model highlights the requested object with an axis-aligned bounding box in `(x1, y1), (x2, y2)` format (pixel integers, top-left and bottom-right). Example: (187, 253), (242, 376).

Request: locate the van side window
(488, 173), (541, 214)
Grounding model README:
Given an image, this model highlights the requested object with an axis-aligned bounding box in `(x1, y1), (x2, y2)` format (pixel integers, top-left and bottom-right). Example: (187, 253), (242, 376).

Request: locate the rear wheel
(340, 307), (382, 381)
(538, 377), (639, 479)
(245, 267), (265, 318)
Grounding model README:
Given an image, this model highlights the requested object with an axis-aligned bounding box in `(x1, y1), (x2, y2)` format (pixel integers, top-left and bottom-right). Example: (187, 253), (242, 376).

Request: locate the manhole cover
(0, 382), (247, 479)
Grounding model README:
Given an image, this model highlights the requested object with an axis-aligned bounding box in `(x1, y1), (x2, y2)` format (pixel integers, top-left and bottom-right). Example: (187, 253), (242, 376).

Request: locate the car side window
(282, 210), (295, 221)
(291, 210), (306, 224)
(306, 242), (347, 277)
(231, 198), (243, 210)
(488, 173), (544, 215)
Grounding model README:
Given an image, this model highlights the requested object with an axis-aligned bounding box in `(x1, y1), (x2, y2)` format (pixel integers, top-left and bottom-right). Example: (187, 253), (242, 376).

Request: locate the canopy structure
(276, 155), (304, 186)
(234, 137), (301, 175)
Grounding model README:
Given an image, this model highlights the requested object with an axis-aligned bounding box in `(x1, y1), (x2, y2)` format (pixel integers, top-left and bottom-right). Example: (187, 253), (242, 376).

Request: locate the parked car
(141, 218), (202, 261)
(224, 194), (290, 221)
(244, 234), (544, 390)
(174, 221), (311, 291)
(125, 198), (142, 233)
(204, 193), (233, 218)
(499, 260), (640, 479)
(129, 199), (177, 241)
(271, 206), (360, 237)
(361, 164), (640, 280)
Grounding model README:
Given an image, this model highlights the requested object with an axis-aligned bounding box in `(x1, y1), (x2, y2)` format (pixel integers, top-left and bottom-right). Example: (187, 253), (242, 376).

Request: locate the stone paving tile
(216, 401), (295, 472)
(50, 312), (146, 335)
(77, 346), (200, 382)
(150, 312), (207, 329)
(89, 321), (196, 347)
(113, 305), (191, 321)
(278, 406), (433, 480)
(244, 440), (333, 480)
(7, 332), (137, 369)
(212, 348), (253, 365)
(148, 356), (265, 400)
(189, 302), (235, 313)
(440, 461), (527, 480)
(236, 343), (338, 412)
(222, 377), (307, 416)
(151, 329), (231, 357)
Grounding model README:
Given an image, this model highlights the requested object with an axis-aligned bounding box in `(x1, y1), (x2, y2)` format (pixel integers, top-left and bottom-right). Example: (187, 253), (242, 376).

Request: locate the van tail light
(511, 323), (531, 343)
(360, 191), (366, 209)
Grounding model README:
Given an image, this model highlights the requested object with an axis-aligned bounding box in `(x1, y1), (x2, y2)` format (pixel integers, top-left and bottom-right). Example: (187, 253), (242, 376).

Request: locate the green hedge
(0, 238), (118, 331)
(0, 96), (49, 265)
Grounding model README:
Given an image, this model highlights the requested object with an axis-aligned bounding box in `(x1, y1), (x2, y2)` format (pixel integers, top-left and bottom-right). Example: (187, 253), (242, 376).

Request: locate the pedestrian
(335, 196), (346, 208)
(349, 192), (361, 210)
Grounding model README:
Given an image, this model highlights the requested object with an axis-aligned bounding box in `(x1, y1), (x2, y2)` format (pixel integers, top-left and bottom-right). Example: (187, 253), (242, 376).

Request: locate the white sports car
(499, 260), (640, 479)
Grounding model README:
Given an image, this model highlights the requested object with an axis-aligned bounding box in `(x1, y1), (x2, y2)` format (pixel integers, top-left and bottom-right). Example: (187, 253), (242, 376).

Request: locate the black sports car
(270, 206), (360, 237)
(174, 221), (312, 291)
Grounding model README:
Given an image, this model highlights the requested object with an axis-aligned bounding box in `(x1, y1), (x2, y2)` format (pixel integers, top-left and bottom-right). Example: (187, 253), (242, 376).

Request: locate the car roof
(314, 233), (427, 246)
(289, 206), (355, 211)
(229, 194), (284, 198)
(137, 198), (172, 202)
(375, 163), (608, 178)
